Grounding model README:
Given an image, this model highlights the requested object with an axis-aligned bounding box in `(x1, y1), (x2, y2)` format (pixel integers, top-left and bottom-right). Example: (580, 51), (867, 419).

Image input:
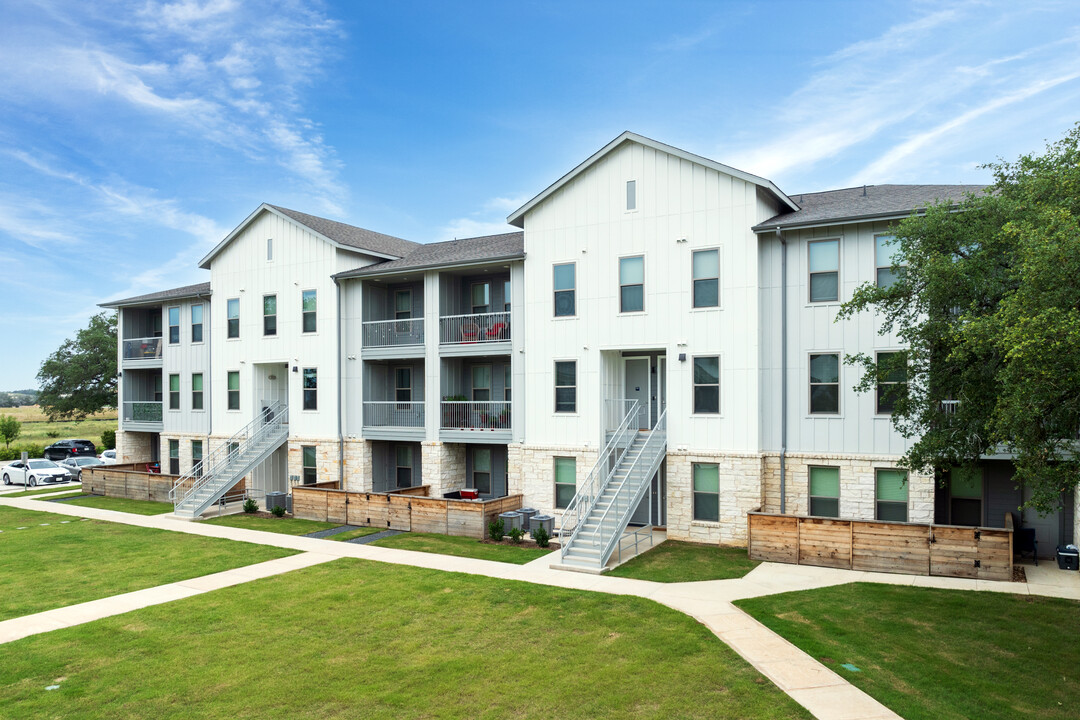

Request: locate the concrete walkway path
(6, 495), (1079, 719)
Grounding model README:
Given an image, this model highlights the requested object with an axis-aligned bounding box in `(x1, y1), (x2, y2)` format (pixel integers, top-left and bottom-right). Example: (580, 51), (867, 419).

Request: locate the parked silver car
(2, 459), (71, 486)
(58, 456), (104, 481)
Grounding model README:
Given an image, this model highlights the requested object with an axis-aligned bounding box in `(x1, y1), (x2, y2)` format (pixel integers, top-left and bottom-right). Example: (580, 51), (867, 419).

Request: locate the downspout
(200, 291), (213, 440)
(335, 277), (344, 488)
(776, 227), (787, 514)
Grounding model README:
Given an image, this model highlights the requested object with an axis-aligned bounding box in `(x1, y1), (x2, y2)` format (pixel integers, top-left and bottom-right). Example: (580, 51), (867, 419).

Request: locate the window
(153, 375), (163, 402)
(150, 312), (163, 337)
(693, 356), (720, 414)
(504, 365), (511, 403)
(471, 282), (490, 314)
(619, 256), (644, 312)
(302, 290), (316, 333)
(191, 373), (204, 410)
(303, 368), (317, 410)
(875, 234), (905, 288)
(809, 353), (840, 414)
(266, 237), (273, 261)
(473, 448), (492, 494)
(809, 466), (840, 517)
(693, 463), (720, 522)
(192, 440), (203, 478)
(554, 456), (576, 509)
(227, 441), (239, 458)
(168, 307), (180, 344)
(503, 279), (511, 312)
(876, 351), (907, 415)
(263, 295), (277, 336)
(395, 367), (412, 403)
(394, 290), (411, 320)
(471, 365), (491, 402)
(626, 180), (636, 211)
(395, 445), (412, 488)
(302, 445), (317, 485)
(227, 298), (240, 339)
(554, 361), (576, 413)
(168, 439), (179, 475)
(950, 466), (983, 526)
(553, 263), (575, 317)
(168, 374), (180, 410)
(692, 249), (719, 308)
(191, 304), (203, 343)
(875, 469), (908, 522)
(808, 239), (839, 302)
(227, 371), (240, 411)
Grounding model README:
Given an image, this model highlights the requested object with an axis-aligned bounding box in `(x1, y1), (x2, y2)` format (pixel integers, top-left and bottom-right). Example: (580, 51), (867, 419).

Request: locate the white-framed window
(554, 456), (576, 509)
(808, 239), (839, 302)
(692, 249), (719, 308)
(168, 439), (179, 475)
(395, 445), (413, 488)
(471, 365), (491, 402)
(693, 356), (720, 414)
(809, 353), (840, 414)
(153, 375), (163, 402)
(553, 263), (575, 317)
(191, 373), (204, 410)
(302, 445), (316, 485)
(301, 290), (317, 333)
(227, 371), (240, 410)
(168, 307), (180, 344)
(626, 180), (637, 211)
(809, 466), (840, 517)
(168, 374), (180, 410)
(227, 298), (239, 339)
(395, 367), (412, 403)
(263, 294), (277, 336)
(303, 368), (317, 410)
(394, 289), (412, 319)
(875, 234), (905, 288)
(504, 365), (511, 403)
(473, 447), (492, 494)
(503, 279), (511, 312)
(692, 463), (719, 522)
(554, 360), (576, 413)
(619, 255), (644, 313)
(266, 237), (273, 262)
(192, 440), (204, 478)
(876, 351), (907, 415)
(875, 469), (908, 522)
(471, 282), (490, 314)
(191, 304), (203, 343)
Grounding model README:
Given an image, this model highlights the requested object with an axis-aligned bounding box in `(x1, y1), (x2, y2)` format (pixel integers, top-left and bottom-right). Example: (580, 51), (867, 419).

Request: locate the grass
(0, 506), (295, 621)
(57, 495), (173, 516)
(606, 540), (760, 583)
(0, 559), (810, 719)
(1, 485), (81, 498)
(200, 513), (340, 535)
(2, 405), (117, 446)
(736, 582), (1080, 720)
(326, 526), (384, 542)
(370, 531), (552, 564)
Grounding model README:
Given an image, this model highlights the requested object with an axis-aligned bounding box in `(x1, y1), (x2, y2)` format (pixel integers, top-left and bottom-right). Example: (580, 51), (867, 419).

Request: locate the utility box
(499, 511), (522, 533)
(531, 514), (554, 538)
(265, 492), (288, 514)
(517, 508), (538, 532)
(1056, 545), (1079, 571)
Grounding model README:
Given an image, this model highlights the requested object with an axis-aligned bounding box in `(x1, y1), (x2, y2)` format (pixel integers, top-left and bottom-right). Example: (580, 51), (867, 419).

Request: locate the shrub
(488, 517), (505, 541)
(532, 525), (550, 548)
(0, 444), (46, 461)
(45, 431), (60, 439)
(243, 498), (258, 514)
(271, 504), (286, 517)
(100, 428), (116, 450)
(508, 527), (525, 544)
(0, 415), (20, 448)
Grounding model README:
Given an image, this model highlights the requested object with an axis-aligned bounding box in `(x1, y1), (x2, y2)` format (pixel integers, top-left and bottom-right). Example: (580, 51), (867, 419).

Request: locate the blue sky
(1, 0), (1078, 390)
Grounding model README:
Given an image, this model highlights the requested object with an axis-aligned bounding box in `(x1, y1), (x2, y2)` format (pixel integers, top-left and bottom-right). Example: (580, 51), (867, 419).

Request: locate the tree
(37, 312), (118, 421)
(838, 124), (1080, 514)
(0, 415), (20, 447)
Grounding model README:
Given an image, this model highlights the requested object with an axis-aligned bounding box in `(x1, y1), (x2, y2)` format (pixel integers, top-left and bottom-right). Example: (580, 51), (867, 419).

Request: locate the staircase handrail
(593, 408), (667, 566)
(169, 402), (288, 508)
(559, 399), (638, 560)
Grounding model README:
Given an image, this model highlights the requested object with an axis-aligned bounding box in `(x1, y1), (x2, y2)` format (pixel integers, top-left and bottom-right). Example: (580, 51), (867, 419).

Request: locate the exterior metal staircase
(170, 402), (289, 518)
(557, 402), (667, 571)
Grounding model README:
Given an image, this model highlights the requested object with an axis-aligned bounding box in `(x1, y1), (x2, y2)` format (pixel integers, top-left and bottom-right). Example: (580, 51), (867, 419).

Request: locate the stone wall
(343, 439), (372, 492)
(159, 433), (209, 475)
(286, 437), (344, 487)
(421, 441), (466, 497)
(508, 443), (598, 518)
(666, 451), (763, 545)
(116, 431), (153, 464)
(761, 452), (934, 523)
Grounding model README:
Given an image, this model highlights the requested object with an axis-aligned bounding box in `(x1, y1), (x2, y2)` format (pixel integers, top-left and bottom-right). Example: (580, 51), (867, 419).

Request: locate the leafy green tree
(37, 312), (118, 421)
(839, 124), (1080, 514)
(0, 415), (20, 447)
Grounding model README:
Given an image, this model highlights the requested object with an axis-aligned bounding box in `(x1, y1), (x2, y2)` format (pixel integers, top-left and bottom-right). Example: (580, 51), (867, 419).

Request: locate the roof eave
(99, 288), (212, 310)
(335, 253), (526, 281)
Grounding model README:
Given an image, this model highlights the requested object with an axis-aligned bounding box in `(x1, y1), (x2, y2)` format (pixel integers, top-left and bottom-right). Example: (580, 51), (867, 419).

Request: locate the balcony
(439, 312), (511, 355)
(122, 401), (163, 431)
(439, 400), (511, 443)
(361, 318), (425, 358)
(122, 337), (163, 367)
(362, 401), (425, 441)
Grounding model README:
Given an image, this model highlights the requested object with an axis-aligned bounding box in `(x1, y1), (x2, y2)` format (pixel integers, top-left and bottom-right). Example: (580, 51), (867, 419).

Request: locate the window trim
(554, 456), (576, 509)
(190, 303), (204, 344)
(470, 281), (490, 315)
(226, 297), (240, 339)
(168, 374), (180, 411)
(395, 444), (413, 488)
(226, 370), (240, 411)
(263, 294), (277, 337)
(619, 254), (645, 314)
(691, 248), (720, 309)
(554, 359), (577, 413)
(394, 289), (412, 320)
(626, 179), (637, 212)
(302, 367), (318, 411)
(266, 237), (273, 262)
(874, 233), (905, 289)
(503, 364), (511, 403)
(875, 350), (907, 416)
(553, 262), (576, 318)
(692, 462), (720, 522)
(301, 289), (317, 334)
(168, 439), (180, 475)
(808, 352), (841, 416)
(472, 447), (492, 495)
(470, 364), (492, 402)
(807, 238), (840, 304)
(808, 465), (841, 518)
(167, 306), (181, 344)
(191, 440), (204, 478)
(394, 366), (412, 404)
(692, 355), (720, 415)
(191, 373), (204, 411)
(875, 468), (909, 522)
(301, 445), (317, 485)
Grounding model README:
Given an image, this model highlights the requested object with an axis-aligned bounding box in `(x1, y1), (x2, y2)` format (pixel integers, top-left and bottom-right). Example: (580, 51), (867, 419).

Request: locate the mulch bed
(1013, 565), (1027, 583)
(480, 538), (559, 551)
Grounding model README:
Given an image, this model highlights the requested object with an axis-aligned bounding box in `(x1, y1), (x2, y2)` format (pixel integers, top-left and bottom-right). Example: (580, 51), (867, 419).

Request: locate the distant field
(0, 405), (117, 446)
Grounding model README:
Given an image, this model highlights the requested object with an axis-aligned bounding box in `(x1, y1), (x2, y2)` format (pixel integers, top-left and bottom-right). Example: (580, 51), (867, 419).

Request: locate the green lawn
(1, 485), (82, 498)
(607, 540), (760, 583)
(326, 526), (384, 542)
(200, 513), (340, 536)
(58, 495), (173, 515)
(737, 582), (1080, 720)
(370, 532), (552, 564)
(0, 559), (810, 719)
(0, 506), (296, 621)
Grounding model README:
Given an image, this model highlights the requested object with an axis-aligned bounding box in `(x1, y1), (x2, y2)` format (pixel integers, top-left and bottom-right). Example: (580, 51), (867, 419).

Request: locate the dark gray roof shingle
(336, 232), (524, 279)
(268, 205), (419, 258)
(100, 282), (212, 308)
(753, 184), (989, 231)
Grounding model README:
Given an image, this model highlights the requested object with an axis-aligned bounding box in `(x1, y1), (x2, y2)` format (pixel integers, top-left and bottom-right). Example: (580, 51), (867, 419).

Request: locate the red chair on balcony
(461, 322), (479, 343)
(484, 322), (507, 340)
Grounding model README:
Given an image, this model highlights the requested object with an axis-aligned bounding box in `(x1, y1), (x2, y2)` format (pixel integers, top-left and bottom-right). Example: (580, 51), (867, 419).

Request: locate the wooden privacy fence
(292, 483), (523, 539)
(747, 512), (1013, 581)
(82, 464), (181, 502)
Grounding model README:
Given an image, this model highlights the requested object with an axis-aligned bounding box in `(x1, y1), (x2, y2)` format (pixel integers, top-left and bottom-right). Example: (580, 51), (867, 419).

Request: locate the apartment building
(103, 132), (1076, 563)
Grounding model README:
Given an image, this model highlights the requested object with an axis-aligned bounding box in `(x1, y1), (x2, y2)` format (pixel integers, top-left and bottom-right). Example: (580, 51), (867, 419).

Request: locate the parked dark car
(43, 439), (97, 461)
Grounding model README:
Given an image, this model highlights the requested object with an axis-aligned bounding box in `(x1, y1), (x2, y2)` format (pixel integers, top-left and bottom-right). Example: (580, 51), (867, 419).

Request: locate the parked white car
(2, 459), (71, 486)
(99, 449), (117, 464)
(58, 456), (104, 481)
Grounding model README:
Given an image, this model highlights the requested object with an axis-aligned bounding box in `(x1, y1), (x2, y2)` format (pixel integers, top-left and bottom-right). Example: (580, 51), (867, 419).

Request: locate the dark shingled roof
(753, 184), (989, 231)
(336, 231), (524, 279)
(100, 282), (212, 308)
(268, 204), (420, 258)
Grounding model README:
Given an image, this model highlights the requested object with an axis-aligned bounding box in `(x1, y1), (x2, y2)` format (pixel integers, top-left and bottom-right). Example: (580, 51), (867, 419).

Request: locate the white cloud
(436, 194), (527, 242)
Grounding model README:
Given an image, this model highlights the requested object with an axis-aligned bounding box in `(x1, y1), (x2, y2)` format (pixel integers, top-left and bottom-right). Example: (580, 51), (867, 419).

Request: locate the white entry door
(624, 357), (651, 430)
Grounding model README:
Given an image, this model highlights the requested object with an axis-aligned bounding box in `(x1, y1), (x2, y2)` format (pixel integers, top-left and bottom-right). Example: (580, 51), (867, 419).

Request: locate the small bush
(270, 504), (286, 517)
(243, 498), (258, 514)
(532, 525), (550, 548)
(100, 428), (116, 450)
(45, 431), (60, 439)
(488, 518), (505, 541)
(0, 444), (46, 461)
(508, 527), (524, 544)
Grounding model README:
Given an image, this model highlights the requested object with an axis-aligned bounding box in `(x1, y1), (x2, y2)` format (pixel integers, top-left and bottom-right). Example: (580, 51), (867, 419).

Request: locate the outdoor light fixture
(678, 353), (686, 362)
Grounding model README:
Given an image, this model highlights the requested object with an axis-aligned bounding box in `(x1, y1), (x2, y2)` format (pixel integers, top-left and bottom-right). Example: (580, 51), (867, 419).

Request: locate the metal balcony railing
(122, 337), (163, 360)
(440, 401), (511, 430)
(362, 401), (425, 428)
(439, 312), (510, 345)
(123, 401), (163, 423)
(362, 318), (424, 348)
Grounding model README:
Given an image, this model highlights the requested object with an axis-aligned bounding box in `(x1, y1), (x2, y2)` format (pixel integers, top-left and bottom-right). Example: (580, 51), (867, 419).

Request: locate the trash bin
(499, 511), (522, 533)
(1056, 545), (1079, 571)
(531, 514), (554, 538)
(517, 507), (537, 532)
(265, 491), (288, 513)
